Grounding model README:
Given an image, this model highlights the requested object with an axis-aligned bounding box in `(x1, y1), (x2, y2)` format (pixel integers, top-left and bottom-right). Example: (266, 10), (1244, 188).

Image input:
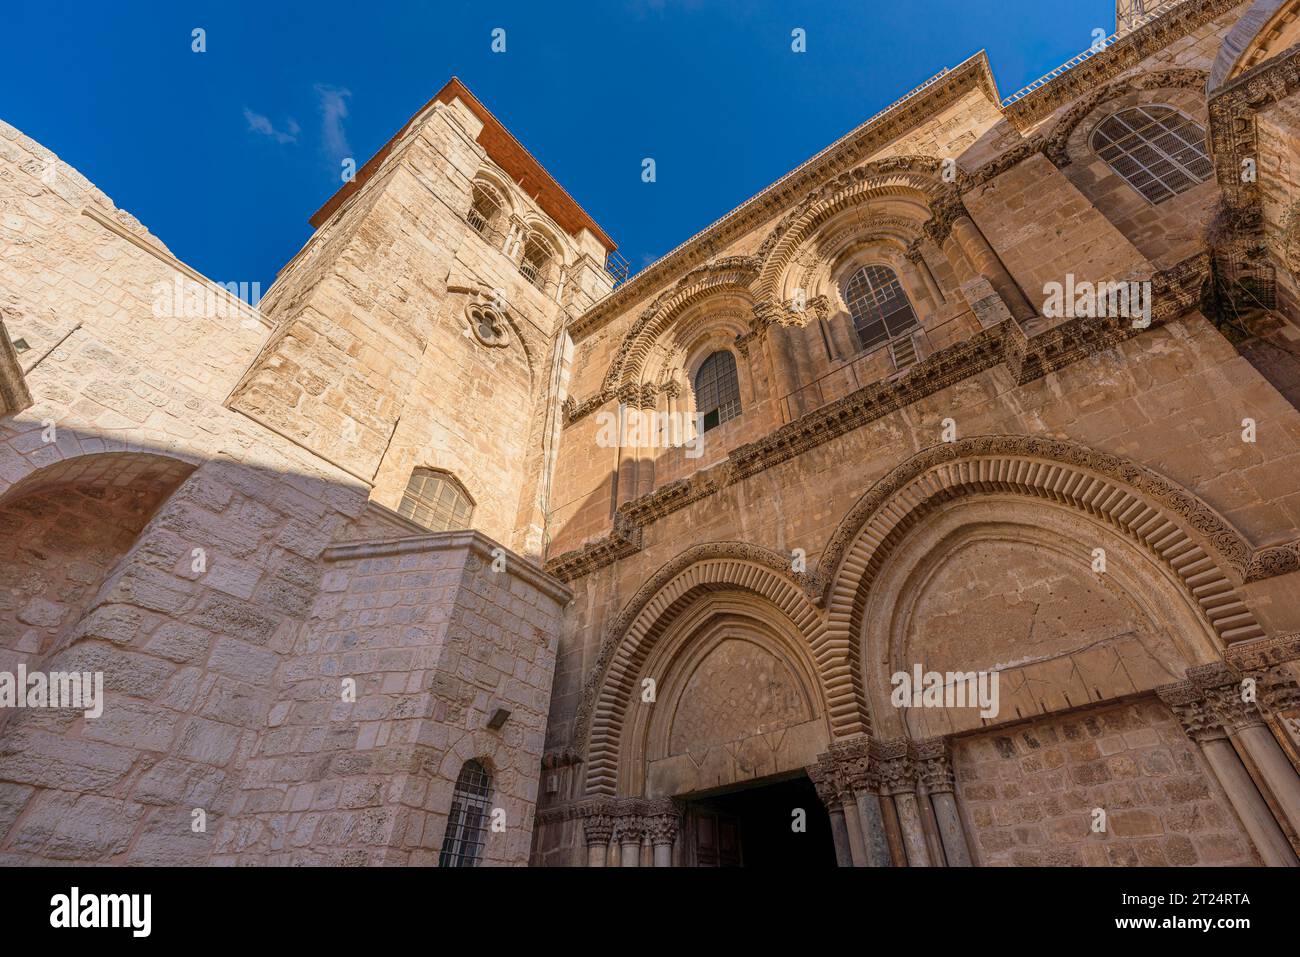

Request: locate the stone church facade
(2, 0), (1300, 866)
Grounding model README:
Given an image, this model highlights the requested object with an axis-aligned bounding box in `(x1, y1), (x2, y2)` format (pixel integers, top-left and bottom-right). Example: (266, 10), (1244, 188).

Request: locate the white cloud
(313, 84), (352, 162)
(243, 108), (300, 144)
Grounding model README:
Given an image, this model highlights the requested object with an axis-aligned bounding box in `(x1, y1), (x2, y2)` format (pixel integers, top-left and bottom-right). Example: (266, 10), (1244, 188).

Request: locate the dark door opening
(680, 773), (837, 867)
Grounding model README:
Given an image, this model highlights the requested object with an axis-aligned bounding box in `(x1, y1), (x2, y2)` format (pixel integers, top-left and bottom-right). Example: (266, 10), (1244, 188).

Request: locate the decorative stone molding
(1207, 42), (1300, 236)
(1002, 0), (1241, 129)
(566, 54), (1001, 343)
(872, 739), (916, 797)
(466, 301), (509, 348)
(1040, 68), (1209, 168)
(1158, 681), (1229, 743)
(1225, 632), (1300, 670)
(1189, 662), (1269, 732)
(816, 434), (1264, 654)
(575, 541), (857, 796)
(754, 155), (959, 301)
(912, 738), (956, 795)
(1256, 665), (1300, 714)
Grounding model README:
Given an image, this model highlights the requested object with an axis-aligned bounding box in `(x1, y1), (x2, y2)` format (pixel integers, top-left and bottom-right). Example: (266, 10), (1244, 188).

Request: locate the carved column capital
(1158, 681), (1228, 743)
(580, 806), (615, 847)
(912, 738), (956, 795)
(613, 816), (645, 846)
(1189, 662), (1268, 731)
(826, 737), (874, 793)
(872, 738), (916, 796)
(806, 757), (848, 810)
(646, 813), (679, 848)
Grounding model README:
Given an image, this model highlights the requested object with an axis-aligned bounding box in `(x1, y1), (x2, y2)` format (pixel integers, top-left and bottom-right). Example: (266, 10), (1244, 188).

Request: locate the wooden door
(686, 806), (743, 867)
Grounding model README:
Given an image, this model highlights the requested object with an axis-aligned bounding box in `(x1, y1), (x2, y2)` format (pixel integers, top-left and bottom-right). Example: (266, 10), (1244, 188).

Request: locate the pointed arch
(577, 541), (868, 796)
(817, 436), (1265, 666)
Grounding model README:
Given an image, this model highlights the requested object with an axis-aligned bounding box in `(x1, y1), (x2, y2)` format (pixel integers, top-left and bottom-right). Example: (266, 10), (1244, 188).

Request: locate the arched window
(694, 351), (741, 433)
(1090, 105), (1212, 204)
(519, 233), (554, 291)
(843, 264), (918, 351)
(467, 183), (504, 237)
(438, 760), (493, 868)
(397, 469), (473, 532)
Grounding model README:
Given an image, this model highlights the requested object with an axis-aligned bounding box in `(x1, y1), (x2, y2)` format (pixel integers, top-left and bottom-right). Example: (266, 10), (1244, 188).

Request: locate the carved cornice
(545, 254), (1251, 586)
(1209, 43), (1300, 243)
(1225, 632), (1300, 670)
(567, 54), (1002, 341)
(1002, 0), (1241, 130)
(1040, 69), (1208, 167)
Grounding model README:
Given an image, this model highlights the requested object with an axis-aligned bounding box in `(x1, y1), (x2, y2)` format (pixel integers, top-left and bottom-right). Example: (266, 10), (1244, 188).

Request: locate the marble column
(906, 239), (946, 306)
(1197, 666), (1300, 845)
(1160, 683), (1298, 866)
(933, 200), (1035, 325)
(649, 812), (678, 868)
(808, 758), (858, 866)
(582, 811), (614, 868)
(875, 739), (932, 866)
(831, 738), (892, 867)
(914, 738), (972, 867)
(614, 816), (644, 867)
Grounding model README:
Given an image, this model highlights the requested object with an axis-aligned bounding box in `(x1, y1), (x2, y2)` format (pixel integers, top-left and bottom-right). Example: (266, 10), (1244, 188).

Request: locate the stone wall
(954, 699), (1260, 866)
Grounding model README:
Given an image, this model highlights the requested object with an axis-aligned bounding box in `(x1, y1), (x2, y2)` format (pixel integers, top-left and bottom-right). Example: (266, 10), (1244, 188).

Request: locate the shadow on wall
(0, 426), (562, 866)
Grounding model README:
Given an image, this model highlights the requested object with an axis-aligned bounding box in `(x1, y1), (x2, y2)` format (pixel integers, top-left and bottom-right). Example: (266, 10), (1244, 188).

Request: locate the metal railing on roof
(605, 249), (630, 288)
(1001, 0), (1190, 106)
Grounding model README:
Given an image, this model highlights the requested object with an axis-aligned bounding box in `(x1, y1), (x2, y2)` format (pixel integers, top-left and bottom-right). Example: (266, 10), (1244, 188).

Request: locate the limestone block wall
(543, 312), (1300, 753)
(212, 532), (568, 866)
(954, 699), (1260, 866)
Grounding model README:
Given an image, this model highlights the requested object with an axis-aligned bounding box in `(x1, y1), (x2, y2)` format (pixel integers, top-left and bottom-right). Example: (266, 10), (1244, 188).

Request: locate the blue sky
(3, 0), (1117, 289)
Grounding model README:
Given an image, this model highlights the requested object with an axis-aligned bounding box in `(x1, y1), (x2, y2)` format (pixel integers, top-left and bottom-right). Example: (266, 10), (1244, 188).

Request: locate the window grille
(1091, 105), (1212, 204)
(694, 351), (741, 433)
(520, 235), (551, 290)
(438, 760), (492, 868)
(398, 469), (473, 532)
(844, 264), (919, 351)
(467, 184), (502, 236)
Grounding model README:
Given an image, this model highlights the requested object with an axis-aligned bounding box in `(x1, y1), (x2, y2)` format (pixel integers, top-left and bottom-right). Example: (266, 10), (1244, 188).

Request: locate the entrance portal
(679, 773), (836, 867)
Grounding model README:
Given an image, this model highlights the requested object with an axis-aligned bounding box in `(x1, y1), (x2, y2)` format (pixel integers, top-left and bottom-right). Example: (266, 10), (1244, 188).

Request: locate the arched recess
(577, 542), (867, 797)
(619, 593), (828, 798)
(600, 258), (759, 396)
(1208, 0), (1300, 92)
(818, 437), (1265, 680)
(862, 500), (1224, 741)
(0, 450), (197, 708)
(1042, 69), (1210, 167)
(753, 155), (957, 305)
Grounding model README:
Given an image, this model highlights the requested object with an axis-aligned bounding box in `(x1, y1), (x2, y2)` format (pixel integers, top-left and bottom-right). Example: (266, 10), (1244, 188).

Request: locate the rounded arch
(1208, 0), (1300, 92)
(0, 447), (199, 506)
(577, 541), (868, 796)
(1042, 68), (1209, 167)
(469, 167), (516, 217)
(862, 499), (1221, 740)
(754, 155), (956, 303)
(819, 436), (1264, 663)
(600, 258), (759, 395)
